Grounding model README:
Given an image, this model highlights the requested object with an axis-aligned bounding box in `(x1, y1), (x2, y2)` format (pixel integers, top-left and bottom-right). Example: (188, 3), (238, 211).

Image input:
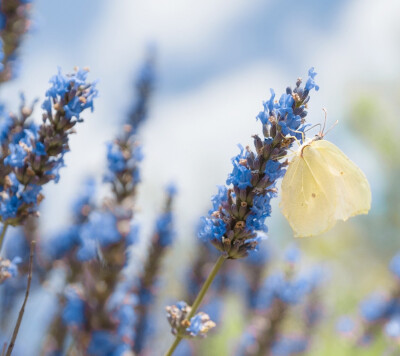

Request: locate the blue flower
(4, 127), (38, 167)
(126, 223), (140, 246)
(43, 68), (98, 120)
(255, 268), (319, 310)
(2, 256), (22, 277)
(10, 125), (38, 144)
(0, 110), (13, 144)
(41, 98), (52, 114)
(272, 336), (308, 356)
(0, 174), (42, 221)
(87, 330), (132, 356)
(187, 313), (216, 337)
(166, 301), (216, 339)
(45, 226), (80, 260)
(277, 93), (295, 119)
(155, 212), (175, 247)
(104, 142), (127, 178)
(45, 69), (76, 100)
(47, 157), (65, 184)
(116, 304), (136, 340)
(20, 184), (42, 204)
(246, 192), (275, 232)
(0, 195), (20, 221)
(360, 294), (391, 322)
(257, 89), (276, 125)
(62, 287), (85, 328)
(0, 14), (6, 32)
(33, 142), (46, 156)
(210, 185), (228, 213)
(113, 343), (133, 356)
(4, 143), (27, 167)
(264, 160), (284, 181)
(77, 211), (121, 261)
(226, 145), (252, 189)
(166, 182), (178, 197)
(87, 331), (117, 356)
(305, 67), (320, 92)
(198, 216), (226, 243)
(104, 141), (143, 183)
(0, 256), (21, 283)
(385, 317), (400, 338)
(76, 236), (97, 261)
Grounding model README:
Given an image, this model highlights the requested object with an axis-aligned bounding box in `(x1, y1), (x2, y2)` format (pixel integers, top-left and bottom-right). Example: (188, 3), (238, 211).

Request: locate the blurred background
(1, 0), (400, 355)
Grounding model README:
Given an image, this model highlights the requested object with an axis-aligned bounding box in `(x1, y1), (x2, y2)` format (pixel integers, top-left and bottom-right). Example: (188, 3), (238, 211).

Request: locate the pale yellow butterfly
(279, 123), (371, 238)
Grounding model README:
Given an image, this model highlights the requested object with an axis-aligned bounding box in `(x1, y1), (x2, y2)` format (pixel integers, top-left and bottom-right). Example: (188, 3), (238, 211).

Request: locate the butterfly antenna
(305, 123), (321, 133)
(321, 108), (328, 135)
(324, 119), (339, 137)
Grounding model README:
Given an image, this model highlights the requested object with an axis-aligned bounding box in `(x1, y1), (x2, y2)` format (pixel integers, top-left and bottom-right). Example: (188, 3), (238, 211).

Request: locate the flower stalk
(164, 255), (226, 356)
(0, 223), (8, 253)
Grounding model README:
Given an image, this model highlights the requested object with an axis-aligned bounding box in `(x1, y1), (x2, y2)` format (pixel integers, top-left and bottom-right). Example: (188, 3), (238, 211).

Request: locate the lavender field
(0, 1), (399, 355)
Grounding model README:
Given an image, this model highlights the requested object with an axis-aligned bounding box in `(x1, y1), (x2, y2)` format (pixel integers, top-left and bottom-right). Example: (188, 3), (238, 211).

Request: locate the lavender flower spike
(166, 301), (216, 339)
(198, 69), (319, 259)
(0, 68), (97, 227)
(0, 0), (33, 83)
(133, 184), (177, 354)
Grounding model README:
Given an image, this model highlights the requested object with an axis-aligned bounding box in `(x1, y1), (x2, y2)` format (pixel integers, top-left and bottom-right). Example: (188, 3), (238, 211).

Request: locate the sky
(1, 0), (399, 245)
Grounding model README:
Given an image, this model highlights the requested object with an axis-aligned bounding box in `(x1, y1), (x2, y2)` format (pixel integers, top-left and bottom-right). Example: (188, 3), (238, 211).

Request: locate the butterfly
(279, 123), (371, 238)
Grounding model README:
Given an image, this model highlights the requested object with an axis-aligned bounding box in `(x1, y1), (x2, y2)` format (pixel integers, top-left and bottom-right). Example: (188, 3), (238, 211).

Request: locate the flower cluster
(237, 246), (323, 356)
(41, 57), (157, 355)
(198, 68), (319, 259)
(0, 255), (20, 283)
(133, 184), (177, 354)
(338, 252), (400, 346)
(166, 301), (216, 339)
(0, 0), (32, 82)
(104, 55), (154, 203)
(127, 53), (155, 133)
(0, 68), (97, 227)
(104, 138), (143, 201)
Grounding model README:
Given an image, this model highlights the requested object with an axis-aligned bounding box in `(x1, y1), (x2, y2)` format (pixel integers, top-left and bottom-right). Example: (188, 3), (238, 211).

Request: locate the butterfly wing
(280, 146), (338, 237)
(311, 140), (371, 221)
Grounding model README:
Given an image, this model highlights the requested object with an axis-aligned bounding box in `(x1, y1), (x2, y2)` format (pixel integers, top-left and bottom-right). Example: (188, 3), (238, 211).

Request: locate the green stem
(0, 223), (9, 254)
(187, 255), (226, 319)
(163, 255), (226, 356)
(164, 336), (182, 356)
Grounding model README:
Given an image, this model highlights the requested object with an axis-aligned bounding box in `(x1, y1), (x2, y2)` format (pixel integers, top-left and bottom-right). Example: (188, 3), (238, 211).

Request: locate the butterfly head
(313, 109), (338, 142)
(313, 132), (325, 141)
(299, 110), (337, 156)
